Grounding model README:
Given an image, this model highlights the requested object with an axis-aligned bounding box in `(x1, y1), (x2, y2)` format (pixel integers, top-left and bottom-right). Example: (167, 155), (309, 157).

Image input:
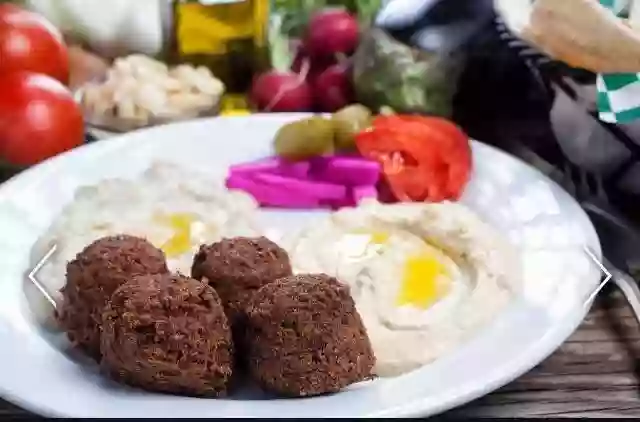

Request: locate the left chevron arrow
(27, 244), (58, 309)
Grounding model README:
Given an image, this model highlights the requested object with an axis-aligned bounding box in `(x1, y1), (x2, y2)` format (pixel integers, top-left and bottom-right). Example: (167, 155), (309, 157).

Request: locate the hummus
(286, 200), (520, 377)
(29, 161), (260, 311)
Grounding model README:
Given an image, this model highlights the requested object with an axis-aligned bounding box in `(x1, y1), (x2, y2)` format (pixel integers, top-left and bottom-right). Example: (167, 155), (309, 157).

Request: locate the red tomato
(0, 4), (70, 84)
(0, 72), (84, 166)
(355, 115), (472, 203)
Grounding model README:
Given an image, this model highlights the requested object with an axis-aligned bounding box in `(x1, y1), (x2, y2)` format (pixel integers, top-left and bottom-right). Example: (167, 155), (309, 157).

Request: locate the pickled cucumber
(273, 117), (336, 160)
(332, 104), (373, 150)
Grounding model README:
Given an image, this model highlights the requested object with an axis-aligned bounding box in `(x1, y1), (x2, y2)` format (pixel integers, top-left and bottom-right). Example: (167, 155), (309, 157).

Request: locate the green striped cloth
(597, 0), (640, 123)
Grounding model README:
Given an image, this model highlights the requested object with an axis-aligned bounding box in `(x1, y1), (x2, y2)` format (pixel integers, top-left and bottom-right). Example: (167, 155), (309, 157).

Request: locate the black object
(489, 15), (640, 223)
(585, 202), (640, 274)
(375, 0), (555, 154)
(379, 0), (495, 53)
(559, 157), (640, 276)
(377, 0), (640, 223)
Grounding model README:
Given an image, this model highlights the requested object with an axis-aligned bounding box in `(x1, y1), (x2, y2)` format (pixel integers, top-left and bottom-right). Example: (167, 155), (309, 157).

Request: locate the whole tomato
(0, 72), (84, 166)
(0, 4), (70, 84)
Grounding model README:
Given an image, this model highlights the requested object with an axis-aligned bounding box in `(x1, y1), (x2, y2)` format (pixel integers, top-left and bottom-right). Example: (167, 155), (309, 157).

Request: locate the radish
(305, 10), (359, 60)
(290, 46), (307, 74)
(250, 60), (313, 112)
(313, 63), (354, 112)
(291, 43), (335, 84)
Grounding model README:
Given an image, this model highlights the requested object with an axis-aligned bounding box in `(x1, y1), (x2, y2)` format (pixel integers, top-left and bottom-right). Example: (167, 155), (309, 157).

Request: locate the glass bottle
(169, 0), (270, 97)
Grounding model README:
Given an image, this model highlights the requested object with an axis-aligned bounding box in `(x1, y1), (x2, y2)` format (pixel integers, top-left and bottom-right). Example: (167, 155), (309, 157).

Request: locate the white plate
(0, 114), (602, 418)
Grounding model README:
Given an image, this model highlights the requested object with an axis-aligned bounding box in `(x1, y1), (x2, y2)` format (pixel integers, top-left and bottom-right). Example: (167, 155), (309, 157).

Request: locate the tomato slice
(355, 115), (472, 203)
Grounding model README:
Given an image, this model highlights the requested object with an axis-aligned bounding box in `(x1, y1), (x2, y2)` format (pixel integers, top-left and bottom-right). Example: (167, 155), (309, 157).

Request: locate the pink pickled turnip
(251, 172), (347, 200)
(305, 10), (359, 59)
(226, 173), (320, 208)
(309, 155), (380, 186)
(250, 59), (314, 112)
(352, 185), (379, 203)
(321, 197), (356, 210)
(313, 63), (354, 112)
(229, 157), (310, 179)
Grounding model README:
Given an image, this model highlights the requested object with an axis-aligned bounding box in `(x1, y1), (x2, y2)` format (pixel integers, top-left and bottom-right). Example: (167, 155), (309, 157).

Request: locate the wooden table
(454, 290), (640, 418)
(0, 289), (638, 418)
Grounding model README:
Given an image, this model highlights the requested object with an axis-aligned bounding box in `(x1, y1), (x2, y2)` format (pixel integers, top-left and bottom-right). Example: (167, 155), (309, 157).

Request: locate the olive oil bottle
(169, 0), (270, 98)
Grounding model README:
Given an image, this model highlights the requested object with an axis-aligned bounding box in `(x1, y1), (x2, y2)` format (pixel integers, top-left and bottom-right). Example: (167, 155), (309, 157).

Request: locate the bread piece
(497, 0), (640, 73)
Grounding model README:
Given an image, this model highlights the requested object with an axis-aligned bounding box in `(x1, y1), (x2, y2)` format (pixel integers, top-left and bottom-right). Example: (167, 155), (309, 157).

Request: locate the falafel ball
(191, 236), (293, 325)
(100, 273), (234, 397)
(58, 234), (168, 359)
(245, 273), (375, 397)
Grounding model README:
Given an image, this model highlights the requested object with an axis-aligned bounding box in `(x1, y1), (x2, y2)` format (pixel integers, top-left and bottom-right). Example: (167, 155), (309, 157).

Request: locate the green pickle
(273, 117), (336, 160)
(331, 104), (373, 150)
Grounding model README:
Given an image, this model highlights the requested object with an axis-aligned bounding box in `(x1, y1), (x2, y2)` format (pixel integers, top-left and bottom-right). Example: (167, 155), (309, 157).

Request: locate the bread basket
(491, 0), (640, 221)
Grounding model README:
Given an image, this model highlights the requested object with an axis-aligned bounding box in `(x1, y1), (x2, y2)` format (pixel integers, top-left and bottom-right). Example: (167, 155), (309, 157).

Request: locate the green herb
(353, 0), (382, 26)
(352, 28), (464, 117)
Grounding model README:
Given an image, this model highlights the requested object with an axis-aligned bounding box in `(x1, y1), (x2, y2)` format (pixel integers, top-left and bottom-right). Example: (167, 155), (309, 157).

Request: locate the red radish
(291, 44), (335, 83)
(290, 47), (306, 74)
(305, 10), (359, 60)
(313, 63), (354, 112)
(290, 42), (311, 73)
(250, 72), (313, 112)
(250, 56), (315, 112)
(376, 180), (397, 204)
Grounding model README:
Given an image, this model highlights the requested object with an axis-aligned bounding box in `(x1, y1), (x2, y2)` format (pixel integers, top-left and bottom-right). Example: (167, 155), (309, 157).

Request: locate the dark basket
(450, 11), (640, 223)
